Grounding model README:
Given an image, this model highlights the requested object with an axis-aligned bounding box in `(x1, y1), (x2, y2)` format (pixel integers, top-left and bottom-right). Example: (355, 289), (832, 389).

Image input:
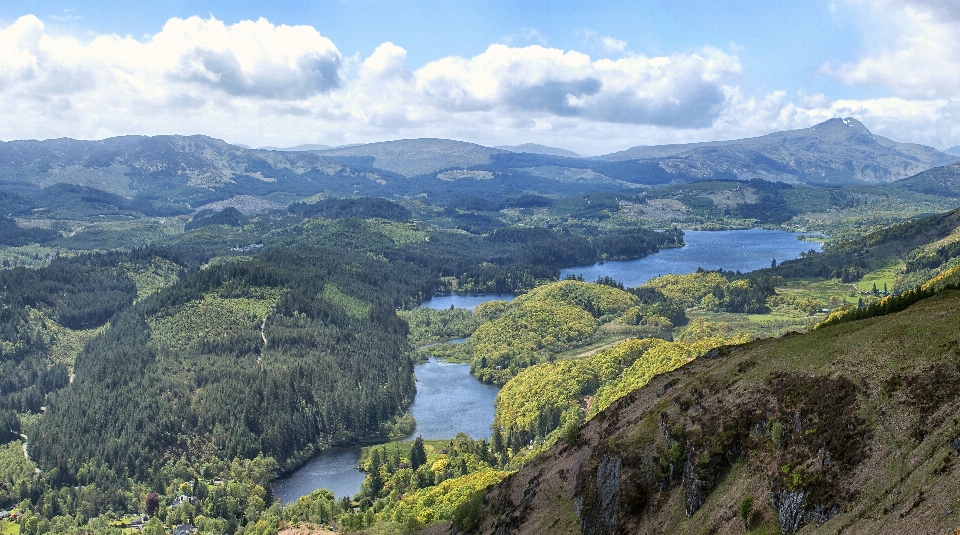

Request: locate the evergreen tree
(367, 449), (383, 497)
(392, 444), (401, 471)
(410, 436), (427, 471)
(492, 426), (504, 455)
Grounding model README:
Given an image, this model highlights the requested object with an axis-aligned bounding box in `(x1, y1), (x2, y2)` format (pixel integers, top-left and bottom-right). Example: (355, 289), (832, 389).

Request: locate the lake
(408, 357), (500, 440)
(419, 293), (515, 310)
(420, 230), (818, 310)
(272, 229), (818, 503)
(561, 229), (819, 288)
(272, 357), (499, 503)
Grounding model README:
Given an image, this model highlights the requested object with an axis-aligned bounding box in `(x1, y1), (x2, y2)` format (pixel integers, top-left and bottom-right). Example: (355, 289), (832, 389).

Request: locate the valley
(1, 120), (960, 535)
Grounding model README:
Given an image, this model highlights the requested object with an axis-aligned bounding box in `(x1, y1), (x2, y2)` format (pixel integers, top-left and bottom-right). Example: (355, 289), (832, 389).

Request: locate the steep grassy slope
(471, 290), (960, 535)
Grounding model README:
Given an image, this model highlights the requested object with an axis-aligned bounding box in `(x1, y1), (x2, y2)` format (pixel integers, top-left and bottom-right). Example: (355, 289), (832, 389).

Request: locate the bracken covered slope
(470, 290), (960, 535)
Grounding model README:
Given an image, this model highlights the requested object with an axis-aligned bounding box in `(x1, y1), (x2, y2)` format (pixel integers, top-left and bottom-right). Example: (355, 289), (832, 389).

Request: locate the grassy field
(855, 261), (903, 293)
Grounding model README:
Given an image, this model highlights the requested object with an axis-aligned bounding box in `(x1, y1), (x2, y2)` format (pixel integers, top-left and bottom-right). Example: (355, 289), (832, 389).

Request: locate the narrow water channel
(272, 357), (500, 503)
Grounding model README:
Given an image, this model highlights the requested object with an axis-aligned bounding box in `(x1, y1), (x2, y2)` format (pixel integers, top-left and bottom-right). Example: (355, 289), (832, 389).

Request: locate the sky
(1, 0), (959, 155)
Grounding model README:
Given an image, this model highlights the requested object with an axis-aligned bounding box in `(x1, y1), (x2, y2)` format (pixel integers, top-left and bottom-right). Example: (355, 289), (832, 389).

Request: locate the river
(419, 293), (515, 310)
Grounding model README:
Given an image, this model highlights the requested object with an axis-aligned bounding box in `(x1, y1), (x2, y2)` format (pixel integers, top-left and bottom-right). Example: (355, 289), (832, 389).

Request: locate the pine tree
(368, 449), (383, 497)
(392, 443), (401, 470)
(410, 436), (427, 471)
(493, 425), (503, 455)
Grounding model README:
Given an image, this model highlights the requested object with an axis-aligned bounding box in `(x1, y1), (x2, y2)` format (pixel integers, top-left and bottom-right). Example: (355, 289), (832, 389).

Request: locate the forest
(1, 189), (959, 535)
(0, 194), (688, 534)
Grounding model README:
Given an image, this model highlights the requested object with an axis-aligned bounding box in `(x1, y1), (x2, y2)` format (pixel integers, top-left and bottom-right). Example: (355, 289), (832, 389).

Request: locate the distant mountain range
(316, 138), (507, 178)
(495, 143), (582, 158)
(258, 143), (333, 151)
(1, 118), (958, 216)
(600, 117), (958, 184)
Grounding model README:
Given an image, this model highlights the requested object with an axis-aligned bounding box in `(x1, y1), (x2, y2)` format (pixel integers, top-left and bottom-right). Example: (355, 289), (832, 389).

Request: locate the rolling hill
(317, 138), (508, 178)
(893, 162), (960, 198)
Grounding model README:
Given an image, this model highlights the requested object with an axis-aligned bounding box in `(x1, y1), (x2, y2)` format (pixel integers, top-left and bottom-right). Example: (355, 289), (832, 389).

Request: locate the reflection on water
(418, 293), (515, 311)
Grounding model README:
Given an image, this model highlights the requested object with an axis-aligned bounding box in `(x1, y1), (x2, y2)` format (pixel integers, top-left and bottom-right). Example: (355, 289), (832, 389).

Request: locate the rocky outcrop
(574, 454), (621, 535)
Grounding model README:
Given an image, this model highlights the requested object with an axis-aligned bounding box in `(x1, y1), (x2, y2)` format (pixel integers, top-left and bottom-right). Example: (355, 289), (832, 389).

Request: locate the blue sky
(2, 1), (958, 154)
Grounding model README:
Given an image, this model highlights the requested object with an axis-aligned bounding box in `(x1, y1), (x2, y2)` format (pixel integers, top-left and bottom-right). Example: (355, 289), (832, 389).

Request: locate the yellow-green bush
(471, 280), (639, 384)
(493, 338), (668, 435)
(386, 469), (506, 530)
(641, 272), (728, 307)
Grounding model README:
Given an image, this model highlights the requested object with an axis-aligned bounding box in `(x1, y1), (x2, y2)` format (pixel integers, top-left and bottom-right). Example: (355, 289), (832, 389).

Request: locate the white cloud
(577, 29), (628, 54)
(1, 12), (957, 154)
(498, 27), (548, 46)
(821, 0), (960, 99)
(600, 36), (627, 53)
(0, 15), (745, 147)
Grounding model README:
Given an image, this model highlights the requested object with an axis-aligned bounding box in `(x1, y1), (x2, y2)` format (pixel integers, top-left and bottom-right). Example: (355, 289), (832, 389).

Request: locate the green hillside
(473, 288), (960, 535)
(31, 247), (421, 486)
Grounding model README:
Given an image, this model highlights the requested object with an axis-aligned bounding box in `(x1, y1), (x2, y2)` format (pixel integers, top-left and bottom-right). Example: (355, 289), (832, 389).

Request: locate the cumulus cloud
(820, 0), (960, 99)
(0, 15), (341, 103)
(0, 16), (745, 145)
(415, 44), (740, 127)
(163, 17), (341, 98)
(2, 11), (956, 153)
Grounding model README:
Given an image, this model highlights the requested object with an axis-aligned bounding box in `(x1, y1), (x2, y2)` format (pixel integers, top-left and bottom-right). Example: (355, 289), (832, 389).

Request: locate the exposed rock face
(488, 476), (539, 535)
(771, 488), (807, 534)
(682, 447), (707, 517)
(574, 454), (621, 535)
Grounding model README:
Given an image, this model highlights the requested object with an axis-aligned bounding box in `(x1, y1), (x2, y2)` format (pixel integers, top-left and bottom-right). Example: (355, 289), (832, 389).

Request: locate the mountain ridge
(2, 119), (958, 215)
(598, 117), (958, 184)
(495, 143), (582, 158)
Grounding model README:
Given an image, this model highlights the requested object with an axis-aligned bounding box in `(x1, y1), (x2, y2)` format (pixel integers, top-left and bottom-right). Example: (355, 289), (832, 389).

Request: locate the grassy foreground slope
(470, 289), (960, 535)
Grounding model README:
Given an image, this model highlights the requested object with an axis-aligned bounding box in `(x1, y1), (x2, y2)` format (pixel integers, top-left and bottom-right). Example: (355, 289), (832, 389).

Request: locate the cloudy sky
(1, 0), (959, 155)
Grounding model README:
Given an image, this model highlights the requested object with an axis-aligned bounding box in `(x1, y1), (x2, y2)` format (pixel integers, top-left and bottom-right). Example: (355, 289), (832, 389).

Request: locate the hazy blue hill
(0, 135), (400, 209)
(259, 143), (333, 151)
(945, 145), (960, 157)
(599, 117), (958, 185)
(893, 162), (960, 197)
(317, 138), (509, 177)
(495, 143), (582, 158)
(3, 122), (959, 217)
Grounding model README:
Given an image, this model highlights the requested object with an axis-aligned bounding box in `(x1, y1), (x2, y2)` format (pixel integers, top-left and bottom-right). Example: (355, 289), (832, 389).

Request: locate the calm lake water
(273, 357), (500, 503)
(561, 229), (820, 288)
(272, 447), (366, 503)
(408, 357), (500, 440)
(419, 293), (515, 310)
